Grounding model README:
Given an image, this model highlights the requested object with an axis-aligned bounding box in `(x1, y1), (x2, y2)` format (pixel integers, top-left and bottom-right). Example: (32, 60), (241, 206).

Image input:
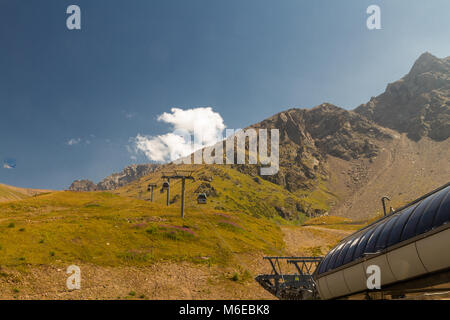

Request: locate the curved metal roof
(316, 183), (450, 276)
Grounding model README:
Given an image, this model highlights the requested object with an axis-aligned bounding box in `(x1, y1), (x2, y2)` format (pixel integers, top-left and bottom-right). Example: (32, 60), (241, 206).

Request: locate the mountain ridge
(355, 52), (450, 141)
(68, 164), (160, 192)
(67, 52), (450, 220)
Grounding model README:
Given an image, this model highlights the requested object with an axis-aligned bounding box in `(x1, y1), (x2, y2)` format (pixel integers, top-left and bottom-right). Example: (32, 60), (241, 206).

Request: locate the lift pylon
(161, 170), (195, 218)
(147, 183), (157, 202)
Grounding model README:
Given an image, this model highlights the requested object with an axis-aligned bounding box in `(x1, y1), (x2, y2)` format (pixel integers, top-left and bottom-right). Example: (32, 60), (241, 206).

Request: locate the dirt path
(281, 225), (352, 257)
(303, 225), (354, 238)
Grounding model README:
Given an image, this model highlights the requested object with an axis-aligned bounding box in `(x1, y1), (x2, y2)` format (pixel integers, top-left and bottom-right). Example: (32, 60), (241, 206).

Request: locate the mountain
(121, 52), (449, 220)
(69, 164), (160, 191)
(355, 52), (450, 141)
(326, 53), (450, 218)
(246, 103), (393, 194)
(113, 104), (396, 220)
(68, 179), (98, 192)
(97, 164), (160, 190)
(69, 52), (450, 221)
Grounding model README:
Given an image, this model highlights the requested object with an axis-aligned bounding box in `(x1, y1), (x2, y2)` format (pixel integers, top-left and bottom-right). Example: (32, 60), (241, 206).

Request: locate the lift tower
(147, 183), (157, 202)
(161, 170), (195, 218)
(161, 179), (171, 206)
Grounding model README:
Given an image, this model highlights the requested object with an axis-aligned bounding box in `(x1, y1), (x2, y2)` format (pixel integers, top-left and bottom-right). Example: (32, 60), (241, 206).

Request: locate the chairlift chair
(160, 181), (169, 193)
(197, 193), (207, 204)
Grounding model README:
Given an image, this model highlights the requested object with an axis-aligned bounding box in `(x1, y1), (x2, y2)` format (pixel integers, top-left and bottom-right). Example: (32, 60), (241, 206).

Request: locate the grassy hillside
(0, 183), (48, 202)
(0, 169), (368, 300)
(0, 179), (370, 299)
(0, 190), (285, 268)
(0, 185), (27, 202)
(116, 164), (332, 223)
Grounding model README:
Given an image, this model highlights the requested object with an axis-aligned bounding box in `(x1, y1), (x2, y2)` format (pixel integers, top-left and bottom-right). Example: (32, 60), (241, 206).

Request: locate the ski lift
(197, 193), (207, 204)
(161, 181), (170, 193)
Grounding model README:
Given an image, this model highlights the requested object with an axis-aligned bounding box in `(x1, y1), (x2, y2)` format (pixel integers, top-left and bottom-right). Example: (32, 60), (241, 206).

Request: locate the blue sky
(1, 0), (450, 189)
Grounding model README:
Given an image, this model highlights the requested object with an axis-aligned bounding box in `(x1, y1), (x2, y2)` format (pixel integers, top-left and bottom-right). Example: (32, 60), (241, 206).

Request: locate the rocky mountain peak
(68, 164), (160, 191)
(68, 179), (98, 192)
(247, 104), (393, 192)
(407, 52), (450, 78)
(355, 52), (450, 141)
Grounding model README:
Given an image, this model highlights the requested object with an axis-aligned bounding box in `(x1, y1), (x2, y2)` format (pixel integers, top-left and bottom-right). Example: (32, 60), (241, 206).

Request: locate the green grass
(293, 176), (337, 214)
(115, 164), (329, 222)
(0, 164), (337, 271)
(0, 190), (284, 267)
(302, 215), (366, 231)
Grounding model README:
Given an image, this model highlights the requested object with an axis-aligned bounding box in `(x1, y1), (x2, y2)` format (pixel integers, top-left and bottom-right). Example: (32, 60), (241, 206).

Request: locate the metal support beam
(166, 178), (170, 206)
(381, 196), (390, 216)
(181, 178), (186, 218)
(256, 256), (324, 300)
(162, 171), (195, 218)
(147, 183), (157, 202)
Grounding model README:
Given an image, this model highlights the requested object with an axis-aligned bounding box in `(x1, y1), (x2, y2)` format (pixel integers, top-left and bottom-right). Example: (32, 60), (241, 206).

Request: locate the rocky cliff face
(68, 164), (160, 191)
(97, 164), (160, 190)
(247, 104), (393, 192)
(68, 179), (98, 192)
(234, 54), (450, 194)
(355, 52), (450, 141)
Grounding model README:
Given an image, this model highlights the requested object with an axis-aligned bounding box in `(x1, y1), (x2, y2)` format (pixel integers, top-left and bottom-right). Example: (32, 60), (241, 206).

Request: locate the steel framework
(147, 183), (157, 202)
(255, 256), (323, 300)
(161, 170), (195, 218)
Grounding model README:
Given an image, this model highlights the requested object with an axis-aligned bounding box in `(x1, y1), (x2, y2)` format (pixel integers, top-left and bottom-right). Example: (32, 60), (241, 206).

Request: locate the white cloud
(67, 138), (81, 146)
(132, 107), (226, 162)
(3, 163), (13, 169)
(157, 107), (225, 146)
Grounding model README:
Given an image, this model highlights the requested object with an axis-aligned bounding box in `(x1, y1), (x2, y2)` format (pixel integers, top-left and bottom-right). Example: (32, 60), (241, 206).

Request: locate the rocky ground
(327, 134), (450, 220)
(0, 259), (272, 300)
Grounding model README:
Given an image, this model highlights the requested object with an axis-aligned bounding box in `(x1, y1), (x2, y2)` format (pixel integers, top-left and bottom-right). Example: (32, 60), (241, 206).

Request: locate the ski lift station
(256, 182), (450, 299)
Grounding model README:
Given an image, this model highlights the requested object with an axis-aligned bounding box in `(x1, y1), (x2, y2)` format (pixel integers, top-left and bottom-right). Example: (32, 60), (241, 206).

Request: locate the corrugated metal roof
(317, 183), (450, 275)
